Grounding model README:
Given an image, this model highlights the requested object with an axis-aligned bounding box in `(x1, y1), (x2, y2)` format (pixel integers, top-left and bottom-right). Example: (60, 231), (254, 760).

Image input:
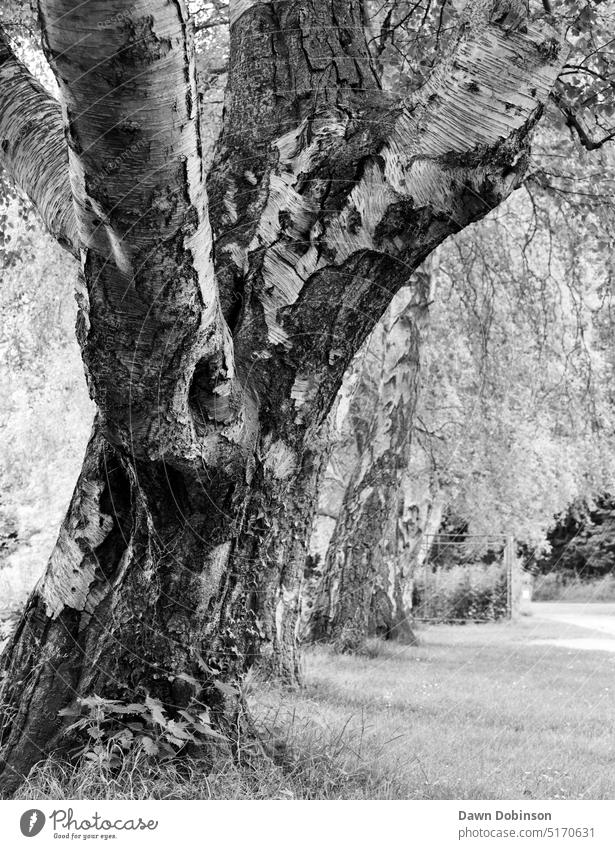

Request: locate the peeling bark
(37, 0), (239, 462)
(0, 417), (319, 791)
(304, 282), (430, 649)
(0, 28), (77, 255)
(0, 0), (565, 793)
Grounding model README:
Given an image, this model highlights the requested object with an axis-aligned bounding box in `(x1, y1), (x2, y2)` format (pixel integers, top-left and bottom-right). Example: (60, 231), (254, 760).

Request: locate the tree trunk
(251, 438), (331, 684)
(306, 281), (430, 650)
(0, 0), (564, 793)
(0, 417), (325, 789)
(368, 465), (446, 639)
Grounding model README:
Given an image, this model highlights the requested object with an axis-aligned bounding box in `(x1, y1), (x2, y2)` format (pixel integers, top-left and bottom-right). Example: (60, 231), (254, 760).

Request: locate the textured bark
(368, 463), (446, 640)
(0, 27), (77, 255)
(37, 0), (238, 460)
(0, 0), (564, 793)
(0, 418), (318, 790)
(300, 375), (364, 639)
(255, 441), (330, 683)
(305, 283), (429, 649)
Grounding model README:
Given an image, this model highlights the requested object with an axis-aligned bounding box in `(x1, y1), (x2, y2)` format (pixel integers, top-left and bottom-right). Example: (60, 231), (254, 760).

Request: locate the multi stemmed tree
(0, 0), (564, 792)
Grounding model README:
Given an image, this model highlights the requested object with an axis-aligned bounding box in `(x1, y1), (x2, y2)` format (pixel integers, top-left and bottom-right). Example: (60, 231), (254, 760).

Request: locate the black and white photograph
(0, 0), (614, 843)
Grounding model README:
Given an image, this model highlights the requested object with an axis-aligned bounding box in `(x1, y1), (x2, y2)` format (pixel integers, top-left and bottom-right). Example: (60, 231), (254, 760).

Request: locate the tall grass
(15, 702), (409, 800)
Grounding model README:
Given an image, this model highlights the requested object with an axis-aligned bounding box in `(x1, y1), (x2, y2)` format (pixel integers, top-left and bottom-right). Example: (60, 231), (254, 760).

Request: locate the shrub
(412, 562), (509, 623)
(533, 572), (615, 603)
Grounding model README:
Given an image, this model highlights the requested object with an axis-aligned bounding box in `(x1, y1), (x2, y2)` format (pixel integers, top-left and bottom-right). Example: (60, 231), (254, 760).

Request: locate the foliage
(15, 691), (404, 800)
(413, 156), (615, 549)
(532, 495), (615, 578)
(412, 563), (510, 622)
(552, 0), (615, 149)
(56, 694), (227, 768)
(532, 571), (615, 601)
(0, 199), (92, 562)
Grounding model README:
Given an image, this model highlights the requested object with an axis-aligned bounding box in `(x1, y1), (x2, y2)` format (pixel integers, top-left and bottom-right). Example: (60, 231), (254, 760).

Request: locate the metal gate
(412, 533), (517, 623)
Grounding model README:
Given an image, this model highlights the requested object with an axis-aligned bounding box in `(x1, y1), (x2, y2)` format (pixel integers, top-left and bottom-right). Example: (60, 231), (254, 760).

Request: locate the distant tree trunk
(253, 438), (331, 683)
(0, 0), (563, 793)
(306, 281), (430, 650)
(369, 466), (446, 637)
(299, 365), (365, 639)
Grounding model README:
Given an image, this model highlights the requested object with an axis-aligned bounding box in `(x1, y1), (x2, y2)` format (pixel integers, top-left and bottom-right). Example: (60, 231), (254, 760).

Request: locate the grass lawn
(14, 611), (615, 800)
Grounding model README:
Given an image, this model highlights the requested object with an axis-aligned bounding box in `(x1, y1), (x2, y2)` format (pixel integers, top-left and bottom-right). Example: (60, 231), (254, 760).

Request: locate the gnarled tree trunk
(0, 0), (564, 794)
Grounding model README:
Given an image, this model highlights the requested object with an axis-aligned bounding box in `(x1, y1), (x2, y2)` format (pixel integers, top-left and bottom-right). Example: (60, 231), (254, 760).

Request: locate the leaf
(165, 735), (189, 749)
(140, 736), (159, 756)
(108, 702), (147, 715)
(177, 709), (196, 723)
(158, 741), (177, 761)
(79, 695), (115, 708)
(165, 720), (196, 742)
(213, 680), (238, 698)
(64, 719), (89, 734)
(110, 729), (135, 749)
(145, 694), (167, 727)
(174, 672), (200, 688)
(193, 723), (226, 741)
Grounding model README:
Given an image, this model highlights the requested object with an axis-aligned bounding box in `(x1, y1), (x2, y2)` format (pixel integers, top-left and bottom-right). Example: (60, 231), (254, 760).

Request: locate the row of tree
(0, 0), (613, 795)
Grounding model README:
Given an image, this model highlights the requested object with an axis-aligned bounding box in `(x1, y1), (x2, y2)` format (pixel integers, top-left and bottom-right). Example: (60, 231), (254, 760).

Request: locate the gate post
(505, 535), (520, 619)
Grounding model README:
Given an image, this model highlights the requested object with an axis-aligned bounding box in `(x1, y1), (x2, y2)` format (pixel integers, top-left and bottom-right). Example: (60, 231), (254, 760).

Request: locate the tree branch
(550, 89), (615, 151)
(0, 26), (77, 257)
(206, 0), (566, 431)
(209, 0), (381, 323)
